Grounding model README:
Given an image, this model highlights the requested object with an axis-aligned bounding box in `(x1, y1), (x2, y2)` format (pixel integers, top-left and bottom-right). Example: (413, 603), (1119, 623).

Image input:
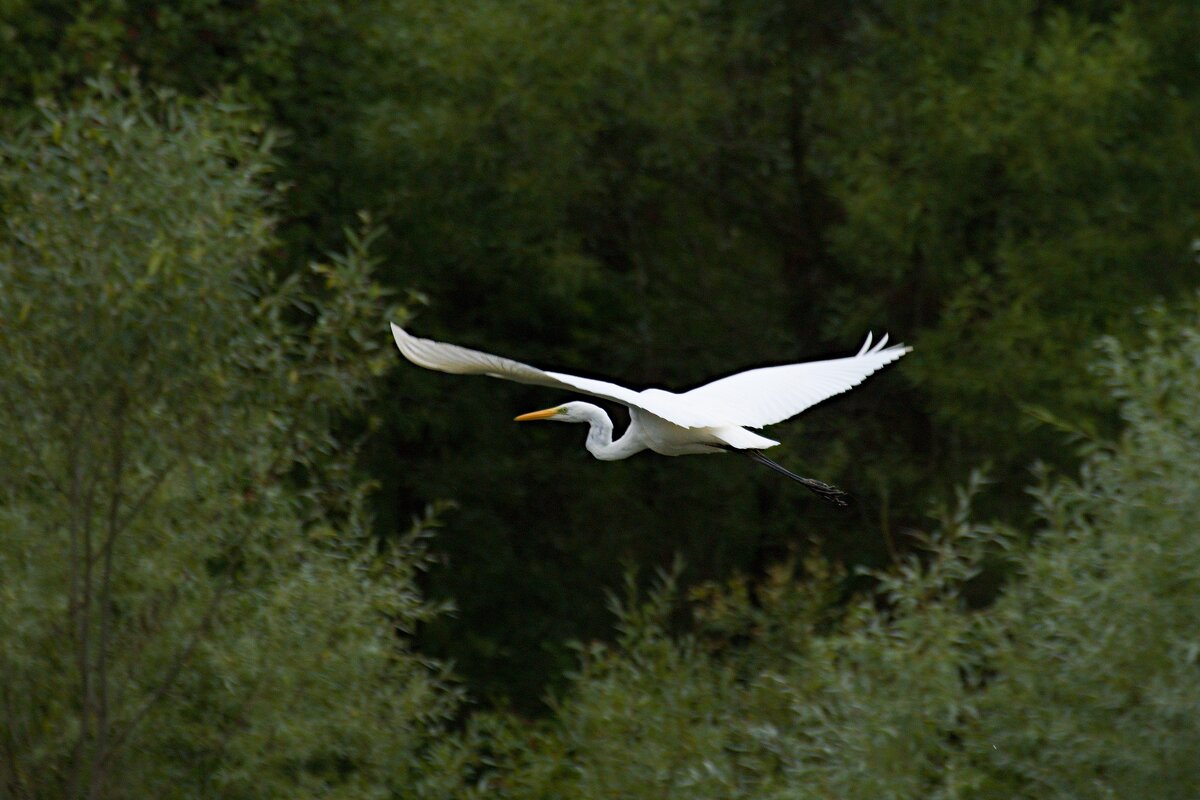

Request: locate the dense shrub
(0, 80), (466, 798)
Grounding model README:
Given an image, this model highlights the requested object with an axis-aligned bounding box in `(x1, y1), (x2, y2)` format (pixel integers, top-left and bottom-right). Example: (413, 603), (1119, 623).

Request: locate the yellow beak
(514, 406), (561, 422)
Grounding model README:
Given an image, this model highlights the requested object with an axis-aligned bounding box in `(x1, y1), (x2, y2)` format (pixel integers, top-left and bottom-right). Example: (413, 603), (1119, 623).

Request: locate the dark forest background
(2, 1), (1199, 797)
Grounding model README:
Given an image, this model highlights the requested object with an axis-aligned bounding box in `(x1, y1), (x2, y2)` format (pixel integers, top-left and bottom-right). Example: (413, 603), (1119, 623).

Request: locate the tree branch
(89, 391), (128, 800)
(98, 565), (234, 768)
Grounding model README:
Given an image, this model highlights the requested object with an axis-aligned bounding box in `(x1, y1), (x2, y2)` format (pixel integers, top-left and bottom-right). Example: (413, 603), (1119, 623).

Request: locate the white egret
(390, 323), (910, 505)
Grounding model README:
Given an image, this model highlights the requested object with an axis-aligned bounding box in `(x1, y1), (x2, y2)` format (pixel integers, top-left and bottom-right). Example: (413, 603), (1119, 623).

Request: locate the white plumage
(677, 332), (907, 428)
(390, 323), (910, 504)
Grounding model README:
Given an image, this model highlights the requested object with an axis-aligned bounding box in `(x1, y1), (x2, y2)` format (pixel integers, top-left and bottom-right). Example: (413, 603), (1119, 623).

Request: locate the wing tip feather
(858, 331), (913, 357)
(858, 331), (874, 356)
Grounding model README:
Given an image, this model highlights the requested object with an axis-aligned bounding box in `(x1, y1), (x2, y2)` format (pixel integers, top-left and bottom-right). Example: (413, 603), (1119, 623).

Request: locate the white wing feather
(392, 324), (909, 430)
(390, 324), (716, 427)
(680, 333), (911, 428)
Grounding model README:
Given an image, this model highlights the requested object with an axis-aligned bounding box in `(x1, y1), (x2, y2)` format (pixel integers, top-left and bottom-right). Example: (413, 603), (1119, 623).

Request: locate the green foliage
(970, 304), (1200, 797)
(478, 508), (993, 799)
(0, 0), (393, 259)
(1, 8), (1198, 793)
(474, 306), (1200, 799)
(0, 80), (464, 798)
(353, 0), (1200, 706)
(812, 2), (1200, 472)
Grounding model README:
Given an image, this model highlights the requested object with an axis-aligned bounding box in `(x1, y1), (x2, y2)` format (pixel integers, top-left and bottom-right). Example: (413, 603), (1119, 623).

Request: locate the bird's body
(390, 323), (910, 504)
(581, 406), (777, 460)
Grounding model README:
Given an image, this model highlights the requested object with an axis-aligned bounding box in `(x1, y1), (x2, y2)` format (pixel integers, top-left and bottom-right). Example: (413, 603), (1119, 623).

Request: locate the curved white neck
(576, 404), (646, 461)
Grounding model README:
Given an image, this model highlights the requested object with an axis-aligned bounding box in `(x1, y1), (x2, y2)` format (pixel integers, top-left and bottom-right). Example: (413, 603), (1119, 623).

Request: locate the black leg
(741, 450), (850, 507)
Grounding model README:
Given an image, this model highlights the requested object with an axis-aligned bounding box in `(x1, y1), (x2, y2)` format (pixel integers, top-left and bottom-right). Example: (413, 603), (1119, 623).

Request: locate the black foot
(741, 450), (852, 507)
(797, 477), (850, 507)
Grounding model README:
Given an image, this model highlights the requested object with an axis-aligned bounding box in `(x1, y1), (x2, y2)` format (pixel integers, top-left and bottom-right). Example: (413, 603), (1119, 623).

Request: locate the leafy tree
(969, 301), (1200, 797)
(471, 300), (1200, 799)
(0, 0), (390, 259)
(810, 1), (1200, 495)
(0, 80), (466, 798)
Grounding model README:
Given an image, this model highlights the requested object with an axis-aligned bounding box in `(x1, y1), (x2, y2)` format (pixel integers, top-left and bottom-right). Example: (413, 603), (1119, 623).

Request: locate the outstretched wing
(390, 324), (716, 427)
(680, 333), (911, 429)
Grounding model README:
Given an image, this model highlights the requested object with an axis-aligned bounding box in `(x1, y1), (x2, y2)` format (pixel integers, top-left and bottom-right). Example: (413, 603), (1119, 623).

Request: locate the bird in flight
(391, 324), (909, 505)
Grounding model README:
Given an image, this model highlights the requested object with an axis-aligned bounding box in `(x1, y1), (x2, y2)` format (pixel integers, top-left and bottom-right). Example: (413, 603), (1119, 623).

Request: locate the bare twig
(89, 391), (128, 800)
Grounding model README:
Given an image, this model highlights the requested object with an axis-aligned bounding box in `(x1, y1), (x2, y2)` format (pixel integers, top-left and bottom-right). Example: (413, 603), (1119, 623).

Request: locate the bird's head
(514, 401), (596, 424)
